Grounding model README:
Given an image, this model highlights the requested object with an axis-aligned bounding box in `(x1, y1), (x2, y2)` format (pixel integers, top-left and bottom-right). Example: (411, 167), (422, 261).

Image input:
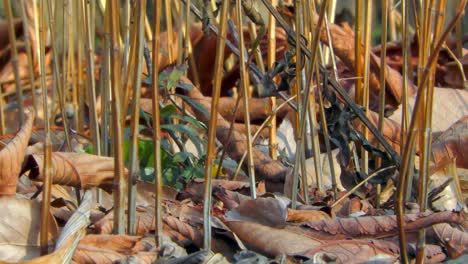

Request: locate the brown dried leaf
(429, 223), (468, 258)
(27, 152), (124, 192)
(300, 240), (397, 264)
(287, 208), (331, 223)
(225, 220), (321, 257)
(93, 210), (155, 236)
(431, 116), (468, 169)
(300, 211), (464, 240)
(0, 111), (34, 196)
(0, 197), (58, 261)
(225, 197), (287, 228)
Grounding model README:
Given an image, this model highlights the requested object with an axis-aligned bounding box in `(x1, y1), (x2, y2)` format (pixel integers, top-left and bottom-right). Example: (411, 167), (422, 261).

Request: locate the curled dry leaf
(26, 152), (125, 192)
(286, 208), (331, 223)
(431, 115), (468, 169)
(224, 220), (321, 257)
(0, 111), (34, 196)
(299, 240), (397, 264)
(429, 223), (468, 258)
(93, 210), (154, 236)
(299, 211), (464, 240)
(225, 197), (288, 228)
(0, 197), (58, 262)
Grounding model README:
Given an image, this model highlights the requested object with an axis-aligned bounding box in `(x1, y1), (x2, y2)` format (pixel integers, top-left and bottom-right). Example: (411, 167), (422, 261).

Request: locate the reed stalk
(152, 0), (163, 247)
(82, 0), (101, 156)
(304, 0), (323, 193)
(361, 0), (372, 175)
(235, 0), (257, 199)
(46, 0), (72, 150)
(108, 0), (126, 235)
(291, 0), (329, 208)
(5, 0), (25, 126)
(19, 0), (37, 112)
(203, 0), (230, 250)
(396, 1), (466, 262)
(354, 0), (363, 106)
(38, 0), (53, 255)
(267, 0), (278, 160)
(128, 0), (147, 235)
(0, 84), (4, 135)
(377, 0), (389, 169)
(416, 1), (446, 262)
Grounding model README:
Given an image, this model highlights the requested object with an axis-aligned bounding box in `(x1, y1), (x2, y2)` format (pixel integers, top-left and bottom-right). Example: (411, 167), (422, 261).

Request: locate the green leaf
(172, 114), (207, 130)
(174, 94), (209, 116)
(161, 124), (198, 138)
(160, 104), (177, 118)
(167, 64), (188, 90)
(176, 81), (194, 91)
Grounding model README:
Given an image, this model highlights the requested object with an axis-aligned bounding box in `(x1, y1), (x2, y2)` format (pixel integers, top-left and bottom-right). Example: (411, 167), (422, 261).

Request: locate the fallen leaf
(299, 211), (464, 240)
(224, 220), (321, 257)
(431, 116), (468, 169)
(299, 240), (397, 264)
(0, 197), (58, 261)
(0, 111), (34, 196)
(287, 208), (331, 223)
(26, 152), (124, 192)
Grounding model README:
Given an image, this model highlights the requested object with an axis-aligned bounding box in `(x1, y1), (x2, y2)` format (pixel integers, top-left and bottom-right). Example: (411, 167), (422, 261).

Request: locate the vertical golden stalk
(82, 0), (101, 156)
(108, 0), (126, 235)
(183, 0), (201, 87)
(401, 0), (410, 158)
(291, 0), (329, 208)
(19, 0), (37, 112)
(361, 0), (372, 175)
(416, 1), (446, 262)
(236, 0), (257, 200)
(152, 0), (163, 248)
(395, 2), (466, 262)
(455, 0), (463, 57)
(128, 0), (147, 235)
(322, 0), (336, 64)
(164, 0), (174, 63)
(388, 0), (397, 41)
(354, 0), (363, 106)
(152, 0), (163, 246)
(248, 22), (265, 72)
(5, 0), (25, 126)
(0, 84), (4, 135)
(267, 0), (278, 160)
(122, 0), (131, 74)
(304, 0), (324, 193)
(38, 0), (53, 255)
(77, 0), (85, 132)
(377, 0), (389, 160)
(70, 0), (78, 130)
(46, 0), (72, 150)
(203, 0), (229, 250)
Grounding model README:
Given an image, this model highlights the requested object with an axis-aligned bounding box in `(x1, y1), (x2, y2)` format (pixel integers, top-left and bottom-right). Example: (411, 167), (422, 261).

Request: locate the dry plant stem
(322, 0), (336, 65)
(331, 166), (396, 208)
(101, 5), (111, 157)
(268, 0), (278, 160)
(203, 0), (229, 250)
(46, 0), (72, 150)
(233, 95), (297, 179)
(401, 0), (410, 160)
(128, 0), (146, 235)
(122, 0), (131, 77)
(38, 0), (53, 255)
(5, 0), (25, 126)
(417, 1), (446, 262)
(0, 85), (5, 135)
(291, 0), (307, 206)
(377, 0), (389, 169)
(20, 0), (37, 111)
(396, 1), (466, 263)
(109, 0), (126, 235)
(235, 0), (257, 199)
(361, 0), (372, 175)
(304, 0), (323, 191)
(82, 0), (101, 156)
(152, 0), (163, 248)
(354, 0), (363, 106)
(291, 0), (329, 208)
(315, 65), (337, 199)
